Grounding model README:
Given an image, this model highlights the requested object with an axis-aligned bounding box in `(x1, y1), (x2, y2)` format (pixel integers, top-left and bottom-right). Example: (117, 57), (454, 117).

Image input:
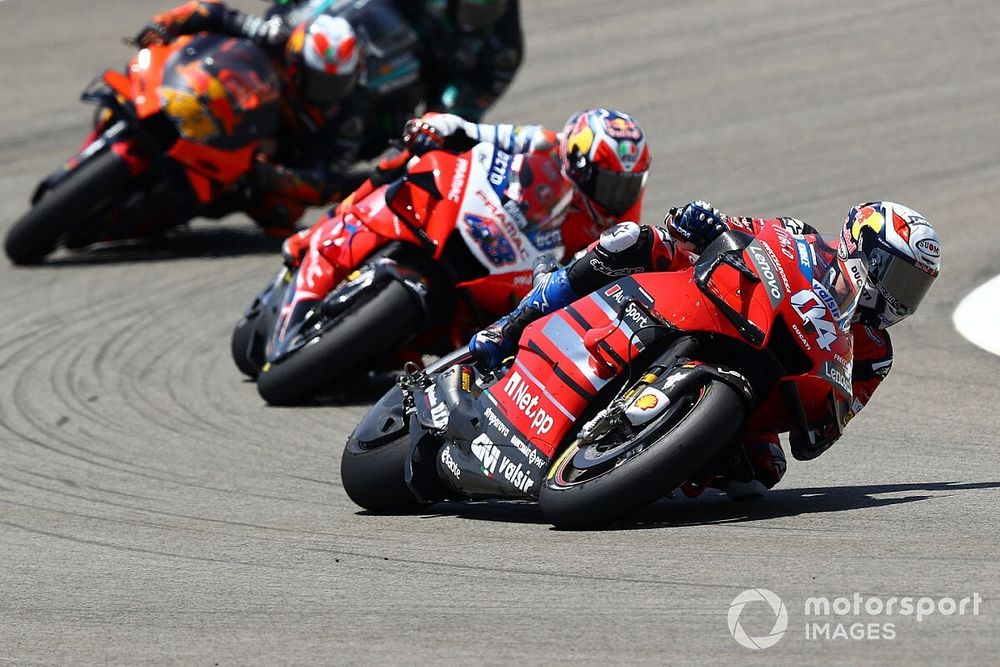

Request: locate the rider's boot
(723, 437), (787, 500)
(468, 266), (576, 371)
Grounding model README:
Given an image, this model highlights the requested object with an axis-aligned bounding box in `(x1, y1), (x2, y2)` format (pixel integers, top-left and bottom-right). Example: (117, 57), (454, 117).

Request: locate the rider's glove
(135, 22), (173, 47)
(667, 200), (727, 253)
(281, 228), (312, 269)
(402, 119), (447, 155)
(244, 15), (291, 49)
(402, 113), (472, 155)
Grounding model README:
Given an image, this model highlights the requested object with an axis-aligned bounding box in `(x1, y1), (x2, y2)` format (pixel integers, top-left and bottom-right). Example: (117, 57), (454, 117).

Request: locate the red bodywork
(486, 221), (856, 458)
(286, 148), (556, 355)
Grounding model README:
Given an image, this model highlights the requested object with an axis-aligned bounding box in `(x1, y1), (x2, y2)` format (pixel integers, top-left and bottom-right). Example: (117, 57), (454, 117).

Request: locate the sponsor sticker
(747, 241), (785, 307)
(502, 370), (554, 435)
(464, 213), (516, 266)
(447, 157), (469, 203)
(624, 387), (670, 427)
(471, 434), (501, 477)
(488, 148), (512, 198)
(795, 239), (813, 282)
(440, 446), (461, 479)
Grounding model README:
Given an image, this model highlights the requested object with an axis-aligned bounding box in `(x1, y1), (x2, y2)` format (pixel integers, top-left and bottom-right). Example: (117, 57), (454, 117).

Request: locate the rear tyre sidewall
(341, 433), (420, 513)
(231, 315), (261, 379)
(539, 380), (745, 529)
(340, 387), (420, 512)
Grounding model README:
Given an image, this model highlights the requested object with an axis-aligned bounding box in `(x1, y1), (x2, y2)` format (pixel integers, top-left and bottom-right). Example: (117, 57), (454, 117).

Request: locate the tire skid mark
(0, 494), (387, 550)
(1, 520), (290, 569)
(304, 545), (739, 590)
(1, 437), (339, 506)
(1, 266), (247, 482)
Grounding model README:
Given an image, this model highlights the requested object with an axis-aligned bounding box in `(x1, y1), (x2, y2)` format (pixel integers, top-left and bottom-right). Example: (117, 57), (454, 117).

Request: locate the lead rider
(468, 201), (942, 498)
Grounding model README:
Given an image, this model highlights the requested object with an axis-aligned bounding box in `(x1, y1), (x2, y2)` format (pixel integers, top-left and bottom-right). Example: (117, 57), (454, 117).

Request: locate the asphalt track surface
(1, 0), (998, 664)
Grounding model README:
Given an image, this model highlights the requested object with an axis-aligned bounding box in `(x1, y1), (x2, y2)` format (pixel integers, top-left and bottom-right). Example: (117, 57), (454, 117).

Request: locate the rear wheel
(5, 150), (133, 265)
(256, 280), (424, 405)
(231, 314), (262, 379)
(340, 387), (421, 512)
(539, 379), (745, 529)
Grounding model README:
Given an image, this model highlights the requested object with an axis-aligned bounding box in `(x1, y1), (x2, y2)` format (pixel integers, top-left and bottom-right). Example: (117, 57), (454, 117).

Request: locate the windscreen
(809, 233), (869, 331)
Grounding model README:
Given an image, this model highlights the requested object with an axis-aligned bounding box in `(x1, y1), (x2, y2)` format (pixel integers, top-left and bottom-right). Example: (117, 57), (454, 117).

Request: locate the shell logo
(635, 393), (659, 411)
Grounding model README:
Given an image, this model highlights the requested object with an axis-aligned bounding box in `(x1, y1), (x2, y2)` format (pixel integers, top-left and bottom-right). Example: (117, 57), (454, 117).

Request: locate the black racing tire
(5, 150), (133, 265)
(256, 280), (423, 406)
(539, 380), (745, 529)
(340, 387), (421, 512)
(230, 315), (261, 379)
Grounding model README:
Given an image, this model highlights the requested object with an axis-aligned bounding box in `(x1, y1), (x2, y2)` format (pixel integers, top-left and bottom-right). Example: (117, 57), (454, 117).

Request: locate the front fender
(657, 361), (755, 408)
(322, 258), (431, 324)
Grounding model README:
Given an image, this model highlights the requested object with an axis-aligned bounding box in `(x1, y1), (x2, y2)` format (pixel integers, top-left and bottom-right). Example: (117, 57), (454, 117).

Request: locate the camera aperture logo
(728, 588), (788, 650)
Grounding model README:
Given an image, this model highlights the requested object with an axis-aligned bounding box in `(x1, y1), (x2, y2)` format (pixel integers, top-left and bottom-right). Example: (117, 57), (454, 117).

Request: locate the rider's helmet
(560, 108), (651, 224)
(452, 0), (509, 32)
(840, 201), (941, 328)
(284, 14), (361, 109)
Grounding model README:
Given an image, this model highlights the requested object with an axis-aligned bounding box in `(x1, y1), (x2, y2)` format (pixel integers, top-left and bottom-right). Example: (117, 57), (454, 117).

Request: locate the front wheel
(256, 280), (425, 405)
(539, 379), (745, 529)
(5, 150), (133, 265)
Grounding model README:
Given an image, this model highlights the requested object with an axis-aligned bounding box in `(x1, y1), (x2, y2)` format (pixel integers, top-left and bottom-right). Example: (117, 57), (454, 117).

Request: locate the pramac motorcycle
(231, 140), (571, 405)
(4, 33), (281, 265)
(341, 221), (867, 528)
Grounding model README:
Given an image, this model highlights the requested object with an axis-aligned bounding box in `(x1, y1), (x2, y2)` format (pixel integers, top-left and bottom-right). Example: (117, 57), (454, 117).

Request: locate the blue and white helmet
(840, 201), (941, 328)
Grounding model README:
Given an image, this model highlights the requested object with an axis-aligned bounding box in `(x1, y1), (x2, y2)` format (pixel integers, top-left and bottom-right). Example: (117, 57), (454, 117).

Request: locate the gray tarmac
(0, 0), (998, 663)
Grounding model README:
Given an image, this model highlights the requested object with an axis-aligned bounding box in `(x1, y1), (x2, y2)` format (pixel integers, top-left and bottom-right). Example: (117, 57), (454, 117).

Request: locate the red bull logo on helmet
(604, 114), (642, 141)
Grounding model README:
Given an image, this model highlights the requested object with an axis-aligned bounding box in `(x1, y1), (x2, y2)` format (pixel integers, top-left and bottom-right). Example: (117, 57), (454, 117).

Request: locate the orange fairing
(101, 69), (132, 99)
(168, 141), (258, 200)
(127, 43), (180, 119)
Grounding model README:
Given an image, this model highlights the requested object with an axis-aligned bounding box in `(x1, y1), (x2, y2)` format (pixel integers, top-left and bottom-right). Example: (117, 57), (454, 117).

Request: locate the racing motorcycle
(5, 0), (423, 265)
(341, 222), (867, 528)
(4, 34), (281, 265)
(231, 141), (572, 405)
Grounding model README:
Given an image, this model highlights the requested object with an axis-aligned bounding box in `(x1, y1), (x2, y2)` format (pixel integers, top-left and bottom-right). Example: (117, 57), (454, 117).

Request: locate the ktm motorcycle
(231, 142), (572, 405)
(4, 34), (280, 265)
(341, 222), (867, 528)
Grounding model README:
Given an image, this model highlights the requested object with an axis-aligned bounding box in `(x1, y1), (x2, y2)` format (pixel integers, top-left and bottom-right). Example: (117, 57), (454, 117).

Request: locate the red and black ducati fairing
(31, 34), (278, 245)
(371, 222), (862, 502)
(239, 142), (569, 374)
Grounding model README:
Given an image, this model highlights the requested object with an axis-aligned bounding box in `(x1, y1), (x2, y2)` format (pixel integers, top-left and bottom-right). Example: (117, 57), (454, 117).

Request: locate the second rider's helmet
(560, 108), (651, 223)
(840, 201), (941, 328)
(285, 14), (361, 109)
